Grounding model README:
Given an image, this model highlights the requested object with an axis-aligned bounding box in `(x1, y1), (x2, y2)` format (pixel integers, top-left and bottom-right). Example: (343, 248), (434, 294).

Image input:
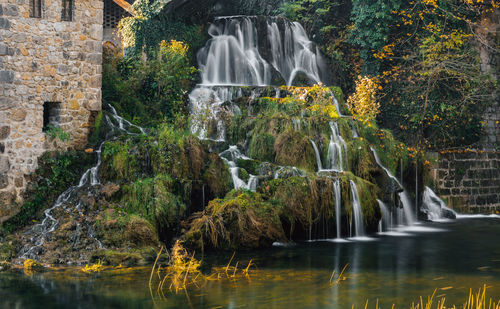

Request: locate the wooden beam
(112, 0), (135, 15)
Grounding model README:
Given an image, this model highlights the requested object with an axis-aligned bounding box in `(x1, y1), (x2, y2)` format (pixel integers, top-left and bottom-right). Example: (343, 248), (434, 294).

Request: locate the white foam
(456, 214), (500, 219)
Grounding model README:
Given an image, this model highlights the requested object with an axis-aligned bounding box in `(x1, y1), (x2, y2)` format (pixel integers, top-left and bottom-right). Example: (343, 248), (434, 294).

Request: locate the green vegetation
(102, 40), (197, 128)
(184, 190), (285, 250)
(0, 151), (94, 234)
(279, 0), (496, 149)
(44, 125), (71, 142)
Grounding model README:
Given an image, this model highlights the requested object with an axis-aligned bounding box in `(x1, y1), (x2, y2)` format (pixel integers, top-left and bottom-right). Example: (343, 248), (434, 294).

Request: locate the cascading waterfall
(266, 18), (325, 86)
(189, 16), (329, 194)
(219, 145), (258, 191)
(370, 147), (415, 226)
(19, 105), (145, 259)
(422, 186), (457, 221)
(349, 180), (365, 237)
(326, 122), (347, 172)
(190, 16), (327, 140)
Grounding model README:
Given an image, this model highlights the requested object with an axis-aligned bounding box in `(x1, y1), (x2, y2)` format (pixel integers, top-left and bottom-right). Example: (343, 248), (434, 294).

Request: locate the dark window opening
(31, 0), (42, 18)
(43, 102), (61, 132)
(62, 0), (74, 21)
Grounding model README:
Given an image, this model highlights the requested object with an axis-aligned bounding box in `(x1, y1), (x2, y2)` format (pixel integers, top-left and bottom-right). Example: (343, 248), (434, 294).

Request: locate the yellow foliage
(159, 40), (189, 57)
(286, 84), (340, 118)
(81, 260), (104, 273)
(347, 76), (381, 123)
(23, 259), (43, 275)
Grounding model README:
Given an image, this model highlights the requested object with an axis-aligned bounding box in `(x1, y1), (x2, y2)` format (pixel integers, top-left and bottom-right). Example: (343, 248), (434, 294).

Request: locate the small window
(30, 0), (42, 18)
(43, 102), (61, 131)
(61, 0), (74, 21)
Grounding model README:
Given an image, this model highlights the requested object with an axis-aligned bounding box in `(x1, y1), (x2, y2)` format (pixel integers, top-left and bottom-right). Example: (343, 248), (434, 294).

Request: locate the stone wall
(0, 0), (103, 222)
(430, 151), (500, 214)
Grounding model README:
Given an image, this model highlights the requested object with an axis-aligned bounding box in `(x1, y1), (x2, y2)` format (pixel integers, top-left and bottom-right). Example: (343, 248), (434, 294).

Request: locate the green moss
(235, 158), (261, 175)
(120, 174), (187, 240)
(274, 131), (316, 172)
(184, 190), (285, 250)
(0, 237), (16, 261)
(340, 172), (381, 231)
(238, 168), (250, 182)
(94, 208), (159, 249)
(88, 111), (104, 147)
(249, 133), (276, 162)
(203, 153), (232, 198)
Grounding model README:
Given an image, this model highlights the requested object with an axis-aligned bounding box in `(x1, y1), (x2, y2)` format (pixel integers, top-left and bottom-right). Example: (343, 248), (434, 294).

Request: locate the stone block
(10, 108), (27, 122)
(4, 5), (18, 16)
(0, 43), (7, 55)
(0, 17), (9, 29)
(0, 97), (16, 110)
(0, 126), (9, 140)
(0, 156), (8, 173)
(89, 24), (103, 40)
(0, 70), (14, 83)
(0, 174), (8, 189)
(14, 177), (22, 187)
(86, 53), (102, 65)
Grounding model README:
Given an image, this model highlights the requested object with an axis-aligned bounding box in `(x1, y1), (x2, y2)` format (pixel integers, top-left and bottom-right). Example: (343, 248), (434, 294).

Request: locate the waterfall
(377, 199), (391, 231)
(422, 186), (457, 221)
(220, 145), (258, 191)
(398, 190), (416, 225)
(266, 18), (325, 86)
(334, 180), (342, 239)
(197, 16), (325, 86)
(349, 180), (365, 237)
(325, 122), (347, 171)
(309, 139), (323, 171)
(370, 147), (402, 188)
(371, 147), (417, 226)
(19, 105), (145, 259)
(190, 16), (327, 193)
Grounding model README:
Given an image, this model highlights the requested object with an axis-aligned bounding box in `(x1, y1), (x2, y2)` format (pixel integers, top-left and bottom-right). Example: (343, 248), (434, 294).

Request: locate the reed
(361, 285), (499, 309)
(150, 244), (255, 302)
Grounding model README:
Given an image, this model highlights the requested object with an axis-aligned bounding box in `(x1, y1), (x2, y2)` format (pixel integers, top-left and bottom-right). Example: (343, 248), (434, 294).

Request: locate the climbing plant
(118, 0), (205, 57)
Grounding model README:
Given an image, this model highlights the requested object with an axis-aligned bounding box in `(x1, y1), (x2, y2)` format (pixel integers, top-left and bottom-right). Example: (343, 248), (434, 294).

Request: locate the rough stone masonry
(0, 0), (103, 222)
(431, 151), (500, 214)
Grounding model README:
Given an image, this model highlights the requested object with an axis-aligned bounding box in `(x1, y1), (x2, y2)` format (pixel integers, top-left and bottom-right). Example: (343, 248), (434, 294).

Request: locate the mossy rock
(249, 133), (276, 162)
(184, 190), (285, 250)
(203, 153), (233, 198)
(94, 209), (159, 249)
(274, 131), (316, 172)
(238, 168), (250, 182)
(235, 158), (261, 175)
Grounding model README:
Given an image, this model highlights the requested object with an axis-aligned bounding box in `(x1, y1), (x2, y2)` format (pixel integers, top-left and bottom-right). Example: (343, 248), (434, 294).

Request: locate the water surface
(1, 218), (499, 308)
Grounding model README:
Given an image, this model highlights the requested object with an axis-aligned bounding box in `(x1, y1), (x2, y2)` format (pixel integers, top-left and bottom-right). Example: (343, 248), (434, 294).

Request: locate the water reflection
(1, 219), (499, 308)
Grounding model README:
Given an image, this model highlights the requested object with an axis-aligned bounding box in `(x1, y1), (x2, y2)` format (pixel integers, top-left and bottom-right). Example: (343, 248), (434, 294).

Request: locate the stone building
(0, 0), (104, 222)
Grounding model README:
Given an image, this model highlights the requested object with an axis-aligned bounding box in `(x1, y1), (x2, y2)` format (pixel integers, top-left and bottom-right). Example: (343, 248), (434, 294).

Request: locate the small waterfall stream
(422, 186), (457, 221)
(334, 180), (342, 239)
(19, 105), (145, 259)
(309, 139), (323, 171)
(377, 199), (392, 232)
(370, 147), (416, 226)
(219, 145), (258, 191)
(349, 181), (365, 238)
